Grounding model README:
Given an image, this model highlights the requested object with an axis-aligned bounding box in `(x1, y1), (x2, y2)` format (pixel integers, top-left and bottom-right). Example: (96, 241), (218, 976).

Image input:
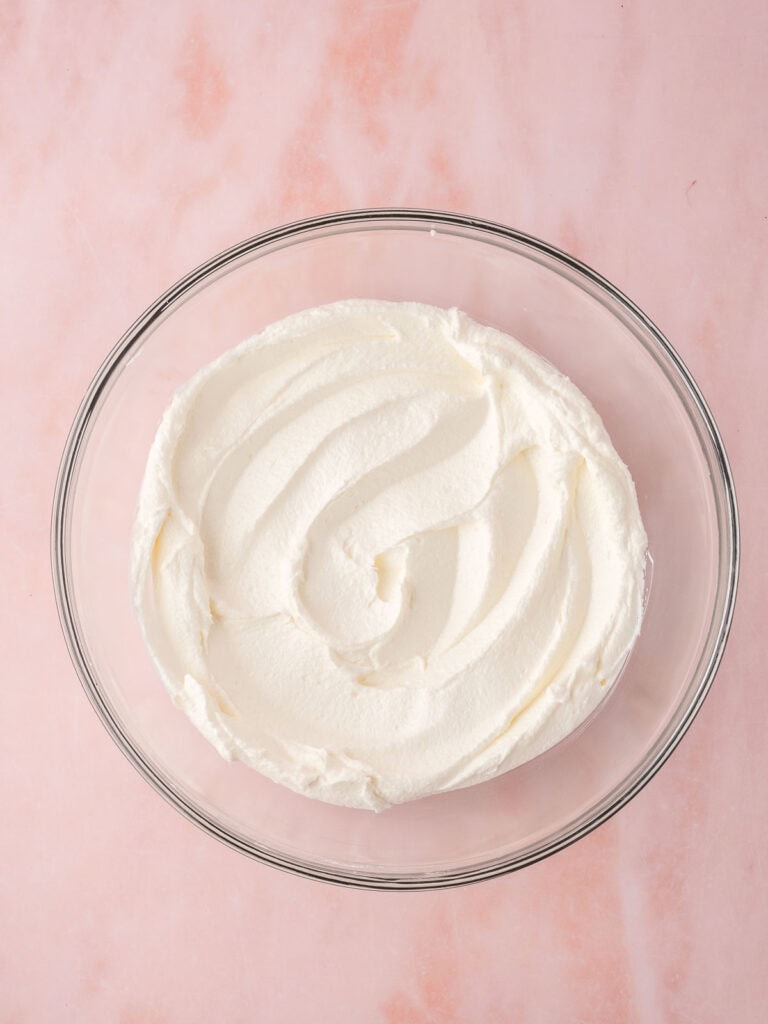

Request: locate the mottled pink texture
(1, 1), (766, 1021)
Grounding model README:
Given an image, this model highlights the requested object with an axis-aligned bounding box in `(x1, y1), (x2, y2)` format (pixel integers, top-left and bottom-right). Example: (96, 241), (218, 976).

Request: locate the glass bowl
(52, 210), (738, 890)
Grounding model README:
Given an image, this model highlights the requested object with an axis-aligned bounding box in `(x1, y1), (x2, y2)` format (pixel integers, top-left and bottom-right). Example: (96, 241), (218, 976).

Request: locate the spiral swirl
(132, 300), (647, 809)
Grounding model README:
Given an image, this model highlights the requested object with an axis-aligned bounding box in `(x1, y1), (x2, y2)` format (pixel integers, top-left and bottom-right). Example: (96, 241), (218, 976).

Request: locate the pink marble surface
(2, 1), (766, 1020)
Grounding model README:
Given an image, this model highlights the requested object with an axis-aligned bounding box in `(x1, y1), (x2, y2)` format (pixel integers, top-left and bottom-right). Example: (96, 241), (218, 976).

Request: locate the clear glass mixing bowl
(52, 210), (738, 889)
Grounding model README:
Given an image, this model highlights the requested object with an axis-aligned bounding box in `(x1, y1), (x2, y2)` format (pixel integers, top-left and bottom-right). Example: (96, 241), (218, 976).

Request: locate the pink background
(2, 1), (766, 1020)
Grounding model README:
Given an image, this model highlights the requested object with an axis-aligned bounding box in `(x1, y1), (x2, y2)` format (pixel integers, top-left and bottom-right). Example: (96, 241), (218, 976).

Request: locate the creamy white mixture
(131, 300), (647, 810)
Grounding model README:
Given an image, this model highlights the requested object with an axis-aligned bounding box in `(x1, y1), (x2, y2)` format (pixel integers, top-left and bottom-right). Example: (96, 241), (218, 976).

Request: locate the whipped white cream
(132, 300), (647, 810)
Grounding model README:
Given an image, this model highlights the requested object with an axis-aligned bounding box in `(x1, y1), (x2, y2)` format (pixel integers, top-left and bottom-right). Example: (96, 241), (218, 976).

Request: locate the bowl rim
(51, 207), (740, 890)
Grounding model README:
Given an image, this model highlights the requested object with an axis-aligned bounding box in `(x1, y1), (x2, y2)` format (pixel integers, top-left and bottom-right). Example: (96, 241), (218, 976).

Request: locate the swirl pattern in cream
(131, 300), (647, 810)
